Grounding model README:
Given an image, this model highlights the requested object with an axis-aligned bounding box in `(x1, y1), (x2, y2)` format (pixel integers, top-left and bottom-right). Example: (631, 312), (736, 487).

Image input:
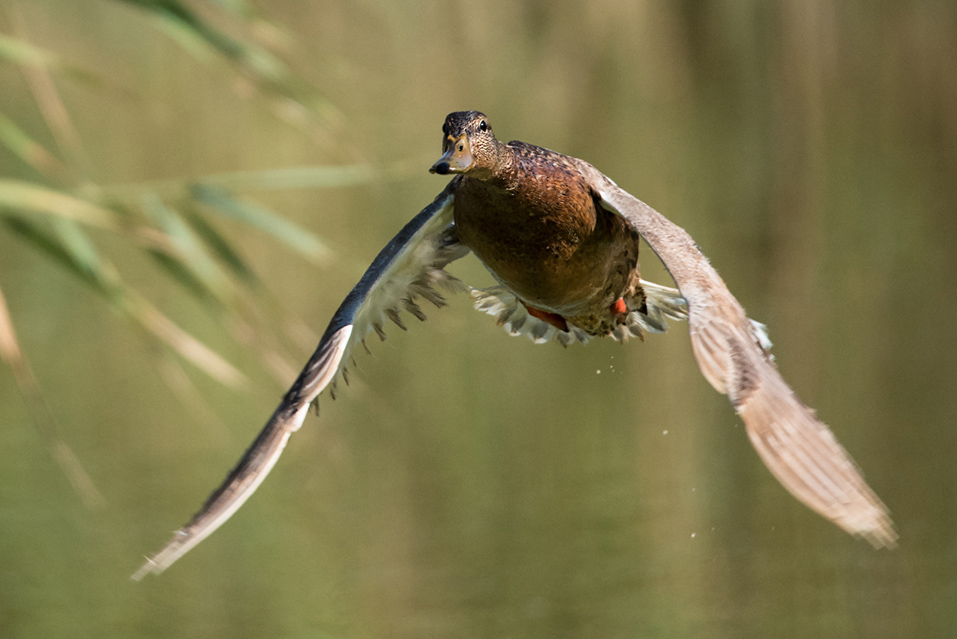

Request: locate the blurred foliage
(0, 0), (378, 503)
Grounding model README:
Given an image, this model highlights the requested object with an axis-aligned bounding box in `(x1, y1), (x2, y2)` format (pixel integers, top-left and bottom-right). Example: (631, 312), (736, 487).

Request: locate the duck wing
(133, 180), (468, 579)
(575, 161), (896, 548)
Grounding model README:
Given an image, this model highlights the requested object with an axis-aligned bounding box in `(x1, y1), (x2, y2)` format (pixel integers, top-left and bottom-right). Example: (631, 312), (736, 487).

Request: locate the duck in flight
(133, 111), (895, 579)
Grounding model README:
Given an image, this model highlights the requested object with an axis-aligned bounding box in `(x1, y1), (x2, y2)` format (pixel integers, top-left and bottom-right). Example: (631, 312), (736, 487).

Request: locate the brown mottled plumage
(434, 112), (646, 335)
(134, 111), (895, 580)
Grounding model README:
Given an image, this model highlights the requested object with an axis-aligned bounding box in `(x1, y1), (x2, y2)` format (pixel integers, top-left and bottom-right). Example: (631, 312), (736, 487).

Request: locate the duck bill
(429, 134), (474, 175)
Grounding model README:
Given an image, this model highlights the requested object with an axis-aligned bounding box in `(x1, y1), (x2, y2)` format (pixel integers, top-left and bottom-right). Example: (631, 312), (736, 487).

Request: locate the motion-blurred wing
(133, 180), (467, 579)
(576, 161), (896, 548)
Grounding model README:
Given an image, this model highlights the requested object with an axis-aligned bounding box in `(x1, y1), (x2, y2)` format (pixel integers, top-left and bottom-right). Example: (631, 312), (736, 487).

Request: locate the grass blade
(191, 184), (331, 264)
(3, 215), (247, 388)
(0, 179), (125, 230)
(117, 0), (339, 124)
(0, 33), (133, 97)
(196, 164), (377, 192)
(140, 194), (234, 305)
(118, 0), (245, 59)
(0, 110), (68, 178)
(98, 162), (381, 202)
(0, 32), (54, 66)
(181, 205), (258, 287)
(0, 282), (106, 508)
(156, 353), (229, 441)
(121, 291), (247, 388)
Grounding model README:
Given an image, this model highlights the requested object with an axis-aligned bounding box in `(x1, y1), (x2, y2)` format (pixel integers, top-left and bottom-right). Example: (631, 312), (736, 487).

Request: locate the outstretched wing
(133, 180), (468, 579)
(574, 161), (897, 548)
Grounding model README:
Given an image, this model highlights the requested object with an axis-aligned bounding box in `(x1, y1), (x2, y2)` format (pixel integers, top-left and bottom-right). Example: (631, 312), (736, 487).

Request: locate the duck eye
(479, 120), (488, 132)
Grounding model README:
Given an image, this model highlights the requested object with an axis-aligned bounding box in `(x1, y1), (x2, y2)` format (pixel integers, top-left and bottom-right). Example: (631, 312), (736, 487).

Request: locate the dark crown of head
(443, 111), (490, 136)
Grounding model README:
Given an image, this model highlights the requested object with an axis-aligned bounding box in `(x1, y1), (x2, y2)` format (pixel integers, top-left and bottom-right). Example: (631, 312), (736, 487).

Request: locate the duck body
(435, 117), (646, 335)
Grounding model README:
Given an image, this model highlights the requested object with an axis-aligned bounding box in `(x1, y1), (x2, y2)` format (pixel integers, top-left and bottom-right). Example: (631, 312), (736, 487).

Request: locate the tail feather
(471, 279), (686, 345)
(620, 280), (688, 342)
(471, 287), (591, 345)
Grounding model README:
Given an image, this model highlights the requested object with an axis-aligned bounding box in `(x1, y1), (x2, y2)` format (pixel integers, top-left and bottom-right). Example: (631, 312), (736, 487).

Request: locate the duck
(133, 111), (896, 579)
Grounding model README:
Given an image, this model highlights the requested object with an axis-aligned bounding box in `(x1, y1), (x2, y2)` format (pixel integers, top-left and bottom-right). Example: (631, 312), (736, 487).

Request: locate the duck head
(430, 111), (501, 179)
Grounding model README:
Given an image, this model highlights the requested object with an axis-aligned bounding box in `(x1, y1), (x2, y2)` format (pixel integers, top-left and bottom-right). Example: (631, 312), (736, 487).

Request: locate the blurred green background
(1, 1), (955, 637)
